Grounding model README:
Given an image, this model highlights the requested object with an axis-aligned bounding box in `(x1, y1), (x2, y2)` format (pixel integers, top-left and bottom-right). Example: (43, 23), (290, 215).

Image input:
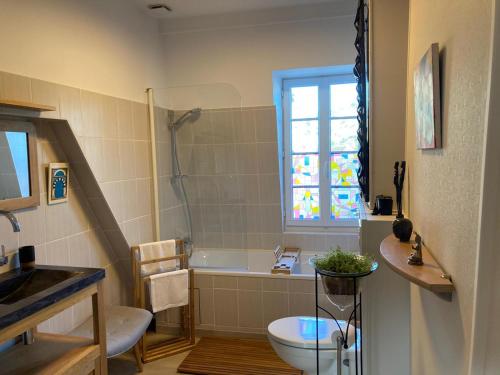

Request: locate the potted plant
(310, 247), (378, 311)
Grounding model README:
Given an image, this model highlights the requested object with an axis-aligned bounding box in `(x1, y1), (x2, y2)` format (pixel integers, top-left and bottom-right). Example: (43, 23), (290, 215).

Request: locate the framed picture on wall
(414, 43), (442, 149)
(48, 162), (69, 205)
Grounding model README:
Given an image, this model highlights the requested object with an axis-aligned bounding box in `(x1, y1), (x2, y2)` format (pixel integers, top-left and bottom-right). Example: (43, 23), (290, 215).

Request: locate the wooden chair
(131, 239), (196, 363)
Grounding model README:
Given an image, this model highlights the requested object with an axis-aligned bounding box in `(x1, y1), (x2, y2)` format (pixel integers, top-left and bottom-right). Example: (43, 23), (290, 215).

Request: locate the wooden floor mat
(177, 337), (302, 375)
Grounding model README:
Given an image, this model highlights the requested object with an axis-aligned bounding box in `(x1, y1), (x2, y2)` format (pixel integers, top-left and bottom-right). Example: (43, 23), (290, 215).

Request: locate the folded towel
(139, 239), (177, 276)
(149, 269), (189, 313)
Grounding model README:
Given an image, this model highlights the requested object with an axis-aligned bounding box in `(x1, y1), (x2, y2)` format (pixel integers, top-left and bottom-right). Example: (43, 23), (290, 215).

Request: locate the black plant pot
(393, 217), (413, 242)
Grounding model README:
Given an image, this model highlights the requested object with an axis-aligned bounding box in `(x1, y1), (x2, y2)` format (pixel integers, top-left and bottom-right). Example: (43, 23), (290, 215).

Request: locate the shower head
(170, 108), (202, 128)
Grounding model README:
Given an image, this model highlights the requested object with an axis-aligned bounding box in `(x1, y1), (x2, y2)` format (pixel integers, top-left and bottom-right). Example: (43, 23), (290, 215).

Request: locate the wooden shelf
(380, 234), (454, 294)
(0, 99), (56, 112)
(0, 333), (98, 374)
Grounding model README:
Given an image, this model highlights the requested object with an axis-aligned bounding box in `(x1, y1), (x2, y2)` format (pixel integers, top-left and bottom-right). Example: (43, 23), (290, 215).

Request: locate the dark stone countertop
(0, 265), (105, 330)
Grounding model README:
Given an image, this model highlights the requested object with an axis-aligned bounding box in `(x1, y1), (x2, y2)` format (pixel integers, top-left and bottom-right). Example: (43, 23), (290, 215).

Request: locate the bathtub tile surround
(0, 70), (157, 334)
(155, 272), (349, 335)
(158, 105), (360, 253)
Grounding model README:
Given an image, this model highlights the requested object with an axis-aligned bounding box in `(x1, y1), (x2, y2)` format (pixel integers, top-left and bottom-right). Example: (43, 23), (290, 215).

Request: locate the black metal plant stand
(314, 265), (377, 375)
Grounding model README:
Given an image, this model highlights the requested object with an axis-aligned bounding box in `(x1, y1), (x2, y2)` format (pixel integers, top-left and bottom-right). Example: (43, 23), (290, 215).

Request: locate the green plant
(313, 247), (374, 274)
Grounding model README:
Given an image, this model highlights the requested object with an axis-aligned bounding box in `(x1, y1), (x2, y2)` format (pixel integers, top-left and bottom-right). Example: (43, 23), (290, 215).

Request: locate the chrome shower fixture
(169, 107), (202, 129)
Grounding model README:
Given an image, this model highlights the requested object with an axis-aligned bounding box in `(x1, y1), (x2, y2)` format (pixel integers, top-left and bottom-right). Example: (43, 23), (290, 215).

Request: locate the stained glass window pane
(292, 154), (319, 186)
(331, 119), (359, 151)
(292, 86), (318, 119)
(292, 120), (318, 153)
(331, 153), (360, 186)
(330, 83), (358, 117)
(293, 188), (320, 220)
(331, 188), (360, 219)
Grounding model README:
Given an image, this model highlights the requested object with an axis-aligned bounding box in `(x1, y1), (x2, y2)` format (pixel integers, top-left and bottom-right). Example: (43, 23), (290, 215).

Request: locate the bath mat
(177, 336), (302, 375)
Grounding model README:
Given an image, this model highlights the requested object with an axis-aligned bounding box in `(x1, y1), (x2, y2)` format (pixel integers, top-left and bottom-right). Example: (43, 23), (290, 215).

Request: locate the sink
(0, 269), (82, 305)
(0, 265), (105, 331)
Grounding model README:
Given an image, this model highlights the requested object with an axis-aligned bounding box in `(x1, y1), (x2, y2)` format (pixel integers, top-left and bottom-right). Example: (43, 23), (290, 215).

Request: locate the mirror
(0, 120), (39, 211)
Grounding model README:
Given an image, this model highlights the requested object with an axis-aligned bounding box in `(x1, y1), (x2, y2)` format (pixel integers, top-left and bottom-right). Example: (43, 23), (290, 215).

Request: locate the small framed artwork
(48, 162), (69, 205)
(414, 43), (442, 149)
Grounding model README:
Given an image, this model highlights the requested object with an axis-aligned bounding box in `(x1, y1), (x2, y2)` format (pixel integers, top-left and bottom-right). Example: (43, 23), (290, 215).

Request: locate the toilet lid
(268, 316), (351, 350)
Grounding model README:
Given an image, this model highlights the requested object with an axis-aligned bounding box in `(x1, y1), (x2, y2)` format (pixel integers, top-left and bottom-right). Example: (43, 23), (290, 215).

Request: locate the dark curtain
(354, 0), (369, 202)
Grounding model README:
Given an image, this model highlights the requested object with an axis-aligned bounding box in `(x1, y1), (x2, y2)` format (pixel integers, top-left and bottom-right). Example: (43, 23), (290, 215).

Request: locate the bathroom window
(283, 75), (360, 227)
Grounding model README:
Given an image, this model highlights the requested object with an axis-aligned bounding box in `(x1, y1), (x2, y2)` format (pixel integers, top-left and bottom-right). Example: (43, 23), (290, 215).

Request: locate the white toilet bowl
(268, 316), (356, 375)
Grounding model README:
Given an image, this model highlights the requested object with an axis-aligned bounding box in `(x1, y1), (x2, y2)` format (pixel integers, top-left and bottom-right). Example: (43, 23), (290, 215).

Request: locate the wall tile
(211, 110), (235, 144)
(59, 85), (83, 137)
(46, 238), (69, 266)
(258, 174), (280, 204)
(101, 96), (118, 139)
(213, 276), (238, 289)
(240, 205), (260, 233)
(198, 287), (214, 325)
(257, 142), (278, 174)
(238, 277), (262, 290)
(102, 139), (121, 182)
(67, 232), (90, 267)
(0, 72), (31, 101)
(117, 99), (134, 139)
(220, 205), (243, 233)
(255, 107), (277, 142)
(213, 144), (236, 175)
(235, 143), (258, 174)
(238, 290), (263, 328)
(80, 91), (103, 138)
(31, 79), (60, 119)
(133, 102), (149, 141)
(214, 289), (238, 327)
(192, 111), (213, 144)
(238, 175), (260, 204)
(222, 233), (244, 249)
(259, 205), (282, 233)
(263, 278), (288, 292)
(119, 140), (136, 180)
(194, 274), (213, 289)
(263, 292), (289, 327)
(134, 141), (151, 179)
(233, 109), (256, 143)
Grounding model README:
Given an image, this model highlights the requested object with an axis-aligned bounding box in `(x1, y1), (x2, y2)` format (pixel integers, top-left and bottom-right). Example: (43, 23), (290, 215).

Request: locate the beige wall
(0, 71), (156, 334)
(0, 0), (166, 103)
(161, 15), (356, 107)
(370, 0), (409, 206)
(405, 1), (493, 374)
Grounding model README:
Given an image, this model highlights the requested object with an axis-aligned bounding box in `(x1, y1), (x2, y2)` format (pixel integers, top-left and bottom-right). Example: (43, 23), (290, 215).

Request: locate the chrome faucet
(0, 210), (20, 266)
(0, 210), (21, 232)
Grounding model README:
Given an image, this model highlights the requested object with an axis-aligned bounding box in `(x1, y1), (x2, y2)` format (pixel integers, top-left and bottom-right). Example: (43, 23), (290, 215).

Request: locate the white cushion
(70, 305), (152, 357)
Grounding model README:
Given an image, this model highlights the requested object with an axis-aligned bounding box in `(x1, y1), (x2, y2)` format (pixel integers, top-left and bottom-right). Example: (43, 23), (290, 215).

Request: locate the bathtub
(156, 247), (350, 335)
(189, 248), (319, 279)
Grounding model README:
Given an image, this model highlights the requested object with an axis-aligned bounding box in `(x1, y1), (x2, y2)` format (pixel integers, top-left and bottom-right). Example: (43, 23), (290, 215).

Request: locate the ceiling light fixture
(148, 4), (172, 12)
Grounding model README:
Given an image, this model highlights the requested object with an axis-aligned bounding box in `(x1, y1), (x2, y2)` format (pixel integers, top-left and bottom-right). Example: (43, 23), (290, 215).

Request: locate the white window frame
(283, 74), (360, 229)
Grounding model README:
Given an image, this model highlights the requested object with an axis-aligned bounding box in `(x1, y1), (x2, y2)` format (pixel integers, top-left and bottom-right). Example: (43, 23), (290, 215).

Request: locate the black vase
(393, 217), (413, 242)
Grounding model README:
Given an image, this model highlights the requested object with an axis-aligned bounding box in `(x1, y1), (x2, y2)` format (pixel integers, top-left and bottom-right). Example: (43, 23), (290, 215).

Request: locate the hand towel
(148, 269), (189, 313)
(139, 239), (177, 276)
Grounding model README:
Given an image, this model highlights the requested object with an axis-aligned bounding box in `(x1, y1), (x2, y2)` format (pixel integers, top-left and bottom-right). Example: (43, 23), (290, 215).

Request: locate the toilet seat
(268, 316), (350, 350)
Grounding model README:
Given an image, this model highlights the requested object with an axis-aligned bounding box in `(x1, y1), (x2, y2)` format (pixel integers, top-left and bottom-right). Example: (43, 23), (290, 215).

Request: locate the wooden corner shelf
(380, 234), (454, 294)
(0, 99), (56, 112)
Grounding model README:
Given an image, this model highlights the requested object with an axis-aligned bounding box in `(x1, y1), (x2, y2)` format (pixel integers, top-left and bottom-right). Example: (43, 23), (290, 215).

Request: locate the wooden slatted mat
(177, 337), (303, 375)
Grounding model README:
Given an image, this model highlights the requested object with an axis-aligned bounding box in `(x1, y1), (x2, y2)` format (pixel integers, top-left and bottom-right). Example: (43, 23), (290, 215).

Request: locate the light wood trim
(0, 99), (56, 112)
(0, 120), (40, 211)
(0, 283), (97, 342)
(380, 234), (454, 294)
(134, 343), (144, 372)
(38, 344), (100, 375)
(92, 280), (107, 375)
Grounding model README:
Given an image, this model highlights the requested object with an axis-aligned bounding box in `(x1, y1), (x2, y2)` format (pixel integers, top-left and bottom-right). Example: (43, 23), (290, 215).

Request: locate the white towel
(139, 239), (177, 276)
(149, 269), (189, 313)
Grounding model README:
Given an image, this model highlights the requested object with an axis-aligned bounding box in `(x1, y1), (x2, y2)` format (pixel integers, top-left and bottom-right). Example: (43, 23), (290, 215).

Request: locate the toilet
(268, 316), (357, 375)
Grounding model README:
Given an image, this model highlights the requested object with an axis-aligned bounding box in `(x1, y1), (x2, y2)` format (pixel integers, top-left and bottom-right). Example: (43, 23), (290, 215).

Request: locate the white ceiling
(136, 0), (340, 18)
